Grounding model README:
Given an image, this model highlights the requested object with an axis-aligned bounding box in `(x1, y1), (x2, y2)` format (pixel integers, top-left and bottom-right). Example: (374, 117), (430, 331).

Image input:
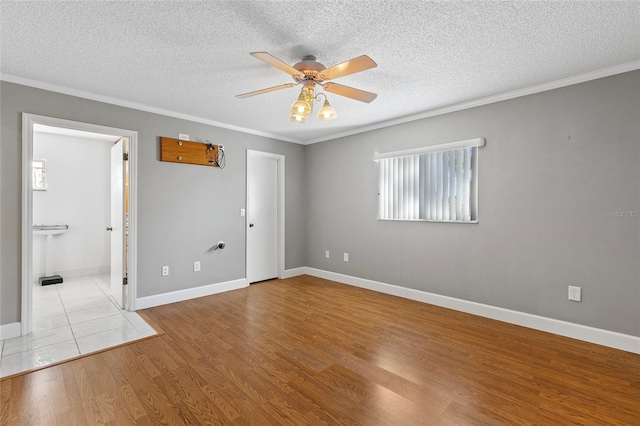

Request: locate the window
(376, 138), (485, 222)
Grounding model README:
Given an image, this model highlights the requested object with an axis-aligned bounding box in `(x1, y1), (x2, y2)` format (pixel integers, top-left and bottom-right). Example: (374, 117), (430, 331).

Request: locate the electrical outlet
(344, 253), (349, 262)
(178, 133), (189, 141)
(193, 261), (201, 272)
(325, 250), (330, 258)
(240, 208), (245, 217)
(568, 285), (581, 302)
(162, 266), (169, 276)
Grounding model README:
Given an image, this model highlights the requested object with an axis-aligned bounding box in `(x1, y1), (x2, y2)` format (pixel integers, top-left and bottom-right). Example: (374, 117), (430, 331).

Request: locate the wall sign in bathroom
(32, 158), (47, 190)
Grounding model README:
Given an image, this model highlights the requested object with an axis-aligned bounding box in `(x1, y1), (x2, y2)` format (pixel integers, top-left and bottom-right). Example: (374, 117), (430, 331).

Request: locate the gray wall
(0, 82), (307, 324)
(305, 71), (640, 336)
(3, 72), (639, 337)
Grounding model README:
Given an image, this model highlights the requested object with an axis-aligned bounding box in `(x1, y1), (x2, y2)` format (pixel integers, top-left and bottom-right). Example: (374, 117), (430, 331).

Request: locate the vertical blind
(377, 139), (483, 222)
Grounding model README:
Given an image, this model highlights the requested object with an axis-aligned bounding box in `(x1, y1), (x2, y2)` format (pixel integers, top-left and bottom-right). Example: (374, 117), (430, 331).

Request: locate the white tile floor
(0, 274), (157, 378)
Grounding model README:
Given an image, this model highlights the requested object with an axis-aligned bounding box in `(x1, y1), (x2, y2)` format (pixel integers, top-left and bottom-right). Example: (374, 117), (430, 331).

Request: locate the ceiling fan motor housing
(293, 55), (326, 80)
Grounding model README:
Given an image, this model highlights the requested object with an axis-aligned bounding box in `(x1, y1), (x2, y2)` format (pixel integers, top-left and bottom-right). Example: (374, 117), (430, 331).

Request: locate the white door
(110, 140), (125, 308)
(247, 152), (278, 284)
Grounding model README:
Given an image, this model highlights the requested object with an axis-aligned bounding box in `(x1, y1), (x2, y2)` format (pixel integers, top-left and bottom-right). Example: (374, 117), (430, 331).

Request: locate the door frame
(21, 113), (139, 335)
(245, 150), (285, 283)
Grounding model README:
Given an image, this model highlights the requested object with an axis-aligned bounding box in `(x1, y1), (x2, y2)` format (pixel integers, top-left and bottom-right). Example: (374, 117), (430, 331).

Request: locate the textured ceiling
(2, 1), (639, 144)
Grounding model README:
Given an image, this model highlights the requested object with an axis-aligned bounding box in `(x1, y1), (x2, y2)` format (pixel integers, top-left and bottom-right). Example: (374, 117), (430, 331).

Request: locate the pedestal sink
(33, 225), (68, 285)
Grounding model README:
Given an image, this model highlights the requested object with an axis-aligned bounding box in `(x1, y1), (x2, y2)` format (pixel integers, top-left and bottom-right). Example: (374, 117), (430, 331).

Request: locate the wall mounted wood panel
(160, 137), (219, 167)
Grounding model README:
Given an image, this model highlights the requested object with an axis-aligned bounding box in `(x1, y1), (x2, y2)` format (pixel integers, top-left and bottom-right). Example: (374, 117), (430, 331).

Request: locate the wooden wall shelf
(160, 137), (219, 167)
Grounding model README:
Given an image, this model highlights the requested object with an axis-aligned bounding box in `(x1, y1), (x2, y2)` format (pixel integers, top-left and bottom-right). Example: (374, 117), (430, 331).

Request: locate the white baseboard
(303, 267), (409, 297)
(282, 267), (307, 279)
(33, 265), (111, 282)
(0, 322), (21, 341)
(301, 267), (640, 354)
(135, 278), (247, 310)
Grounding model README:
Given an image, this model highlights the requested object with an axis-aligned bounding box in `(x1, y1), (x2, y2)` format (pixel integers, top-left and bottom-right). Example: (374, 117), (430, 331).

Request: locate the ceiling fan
(237, 52), (378, 123)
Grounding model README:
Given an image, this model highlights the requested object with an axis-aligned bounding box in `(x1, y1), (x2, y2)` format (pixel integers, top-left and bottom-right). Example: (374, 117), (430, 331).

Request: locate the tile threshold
(0, 332), (162, 381)
(0, 274), (159, 378)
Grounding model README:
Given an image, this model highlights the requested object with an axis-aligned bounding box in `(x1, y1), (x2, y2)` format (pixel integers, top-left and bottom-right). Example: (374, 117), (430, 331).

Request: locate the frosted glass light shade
(290, 90), (312, 115)
(289, 112), (307, 123)
(317, 100), (337, 120)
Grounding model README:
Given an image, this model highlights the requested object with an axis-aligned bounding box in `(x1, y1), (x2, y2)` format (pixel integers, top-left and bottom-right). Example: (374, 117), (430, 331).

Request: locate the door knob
(106, 227), (113, 231)
(249, 223), (254, 227)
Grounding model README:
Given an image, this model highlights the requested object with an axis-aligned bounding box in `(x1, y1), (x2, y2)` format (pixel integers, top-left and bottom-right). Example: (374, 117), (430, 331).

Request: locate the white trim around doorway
(21, 113), (139, 336)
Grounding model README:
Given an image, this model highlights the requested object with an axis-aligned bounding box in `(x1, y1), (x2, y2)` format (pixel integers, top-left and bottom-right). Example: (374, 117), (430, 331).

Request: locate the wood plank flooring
(2, 275), (639, 425)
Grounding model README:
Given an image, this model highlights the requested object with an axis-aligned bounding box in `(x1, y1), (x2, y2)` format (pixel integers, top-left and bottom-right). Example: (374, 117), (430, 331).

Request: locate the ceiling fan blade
(236, 83), (296, 99)
(318, 55), (377, 81)
(250, 52), (305, 79)
(323, 83), (378, 103)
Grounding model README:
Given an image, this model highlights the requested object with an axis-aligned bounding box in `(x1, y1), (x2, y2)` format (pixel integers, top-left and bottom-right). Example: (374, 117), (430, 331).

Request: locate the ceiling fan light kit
(237, 52), (377, 123)
(288, 83), (338, 123)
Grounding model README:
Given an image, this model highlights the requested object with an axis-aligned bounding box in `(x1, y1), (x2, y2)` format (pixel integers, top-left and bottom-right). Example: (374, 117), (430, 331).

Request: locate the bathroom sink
(34, 225), (69, 284)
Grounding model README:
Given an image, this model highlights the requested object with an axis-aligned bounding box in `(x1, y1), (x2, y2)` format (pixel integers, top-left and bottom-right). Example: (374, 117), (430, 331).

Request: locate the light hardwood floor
(2, 275), (639, 425)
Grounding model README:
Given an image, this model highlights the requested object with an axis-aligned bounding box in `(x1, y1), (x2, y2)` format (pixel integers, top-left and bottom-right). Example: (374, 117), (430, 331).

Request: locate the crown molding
(3, 59), (639, 146)
(304, 60), (640, 144)
(0, 73), (303, 144)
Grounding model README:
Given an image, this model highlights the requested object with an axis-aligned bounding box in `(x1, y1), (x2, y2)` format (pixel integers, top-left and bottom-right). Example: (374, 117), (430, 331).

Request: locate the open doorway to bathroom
(2, 114), (156, 377)
(20, 114), (139, 336)
(32, 125), (126, 317)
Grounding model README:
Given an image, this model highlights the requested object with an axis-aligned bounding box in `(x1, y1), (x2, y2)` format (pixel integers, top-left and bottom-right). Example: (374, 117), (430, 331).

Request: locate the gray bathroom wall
(0, 81), (307, 325)
(305, 70), (640, 336)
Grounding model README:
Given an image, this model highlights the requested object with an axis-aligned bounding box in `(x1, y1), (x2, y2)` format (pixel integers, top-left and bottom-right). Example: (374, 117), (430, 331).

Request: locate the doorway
(21, 114), (138, 336)
(246, 150), (285, 284)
